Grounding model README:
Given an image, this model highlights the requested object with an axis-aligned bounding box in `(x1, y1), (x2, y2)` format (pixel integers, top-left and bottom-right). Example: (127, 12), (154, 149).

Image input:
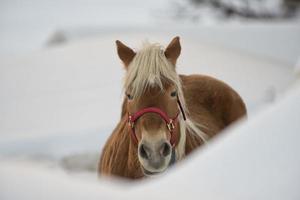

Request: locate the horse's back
(180, 74), (246, 137)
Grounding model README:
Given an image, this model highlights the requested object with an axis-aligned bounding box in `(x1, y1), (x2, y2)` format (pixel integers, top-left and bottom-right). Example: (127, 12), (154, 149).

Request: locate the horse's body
(99, 37), (246, 179)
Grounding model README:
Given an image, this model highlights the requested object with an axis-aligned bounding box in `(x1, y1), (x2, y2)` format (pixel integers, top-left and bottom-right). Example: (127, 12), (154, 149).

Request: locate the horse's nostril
(139, 144), (149, 160)
(160, 142), (171, 157)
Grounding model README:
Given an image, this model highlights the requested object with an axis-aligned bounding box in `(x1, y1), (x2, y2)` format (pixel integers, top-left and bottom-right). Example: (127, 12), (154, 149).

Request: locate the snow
(1, 0), (300, 65)
(0, 159), (128, 200)
(0, 1), (300, 198)
(0, 0), (169, 55)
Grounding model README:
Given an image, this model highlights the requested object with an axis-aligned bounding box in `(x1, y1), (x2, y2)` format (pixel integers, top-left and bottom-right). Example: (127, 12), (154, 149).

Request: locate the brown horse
(98, 37), (247, 179)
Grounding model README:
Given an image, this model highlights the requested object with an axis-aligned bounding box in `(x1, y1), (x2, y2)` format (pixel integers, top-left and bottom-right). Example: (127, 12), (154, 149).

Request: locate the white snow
(0, 0), (169, 55)
(0, 1), (299, 198)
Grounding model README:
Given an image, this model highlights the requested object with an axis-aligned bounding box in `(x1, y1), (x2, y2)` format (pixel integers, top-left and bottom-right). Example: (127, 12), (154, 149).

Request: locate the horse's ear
(116, 40), (136, 68)
(164, 36), (181, 66)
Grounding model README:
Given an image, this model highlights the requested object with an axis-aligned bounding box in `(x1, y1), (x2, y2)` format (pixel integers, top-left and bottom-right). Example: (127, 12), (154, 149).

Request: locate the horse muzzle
(138, 139), (172, 176)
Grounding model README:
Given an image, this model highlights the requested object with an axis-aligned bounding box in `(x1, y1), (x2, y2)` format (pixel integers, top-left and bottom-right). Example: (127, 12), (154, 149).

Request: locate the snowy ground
(0, 0), (300, 199)
(0, 0), (170, 55)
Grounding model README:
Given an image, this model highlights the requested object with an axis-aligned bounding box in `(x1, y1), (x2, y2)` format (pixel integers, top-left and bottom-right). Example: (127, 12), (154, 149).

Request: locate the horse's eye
(170, 91), (177, 97)
(126, 93), (133, 100)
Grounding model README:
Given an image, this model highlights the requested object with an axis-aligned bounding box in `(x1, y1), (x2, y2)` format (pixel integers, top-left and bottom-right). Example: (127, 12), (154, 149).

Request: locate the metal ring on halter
(167, 120), (175, 132)
(128, 115), (134, 128)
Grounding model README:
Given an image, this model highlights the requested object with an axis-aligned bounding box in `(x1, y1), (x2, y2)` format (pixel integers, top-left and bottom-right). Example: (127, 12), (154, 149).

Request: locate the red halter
(127, 99), (186, 147)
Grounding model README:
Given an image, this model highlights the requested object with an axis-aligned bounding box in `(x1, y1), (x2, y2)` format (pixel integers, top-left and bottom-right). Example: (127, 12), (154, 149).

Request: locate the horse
(98, 37), (247, 179)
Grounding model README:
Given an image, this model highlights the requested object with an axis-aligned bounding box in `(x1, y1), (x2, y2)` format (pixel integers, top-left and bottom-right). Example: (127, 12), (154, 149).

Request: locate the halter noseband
(128, 99), (186, 147)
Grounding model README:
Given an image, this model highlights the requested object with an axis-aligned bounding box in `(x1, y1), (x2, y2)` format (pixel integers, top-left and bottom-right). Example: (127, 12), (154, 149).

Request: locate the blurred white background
(0, 0), (300, 199)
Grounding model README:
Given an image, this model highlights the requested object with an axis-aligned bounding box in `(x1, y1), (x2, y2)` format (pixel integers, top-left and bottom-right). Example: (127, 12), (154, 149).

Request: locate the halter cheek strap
(127, 99), (186, 147)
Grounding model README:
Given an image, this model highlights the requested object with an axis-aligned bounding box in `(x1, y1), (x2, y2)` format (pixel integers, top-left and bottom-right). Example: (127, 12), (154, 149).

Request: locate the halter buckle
(167, 120), (175, 131)
(128, 115), (134, 129)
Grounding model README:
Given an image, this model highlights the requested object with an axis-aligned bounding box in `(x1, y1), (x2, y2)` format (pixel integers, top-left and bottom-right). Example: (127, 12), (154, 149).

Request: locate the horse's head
(116, 37), (185, 176)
